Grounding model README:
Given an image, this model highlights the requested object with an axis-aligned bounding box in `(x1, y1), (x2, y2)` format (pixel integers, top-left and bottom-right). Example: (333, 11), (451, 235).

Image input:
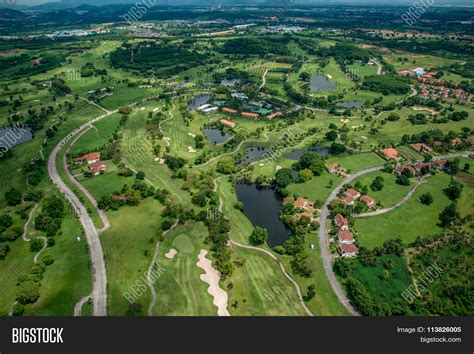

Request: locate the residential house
(327, 163), (339, 174)
(338, 243), (359, 258)
(337, 231), (355, 244)
(294, 198), (315, 212)
(382, 147), (400, 161)
(334, 214), (349, 230)
(410, 143), (433, 153)
(342, 196), (355, 206)
(89, 161), (107, 175)
(345, 188), (361, 200)
(360, 195), (376, 208)
(83, 152), (101, 164)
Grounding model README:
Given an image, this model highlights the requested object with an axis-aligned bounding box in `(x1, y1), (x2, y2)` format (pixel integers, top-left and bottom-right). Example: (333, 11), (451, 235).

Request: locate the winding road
(47, 106), (117, 316)
(317, 151), (472, 316)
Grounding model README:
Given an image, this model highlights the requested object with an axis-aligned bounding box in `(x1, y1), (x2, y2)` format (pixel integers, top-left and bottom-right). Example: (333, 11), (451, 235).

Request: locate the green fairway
(151, 222), (218, 316)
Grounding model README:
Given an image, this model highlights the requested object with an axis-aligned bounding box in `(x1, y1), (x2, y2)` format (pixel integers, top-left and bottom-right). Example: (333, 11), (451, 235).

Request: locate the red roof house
(338, 243), (359, 257)
(382, 148), (400, 161)
(334, 214), (349, 230)
(360, 195), (375, 208)
(337, 231), (355, 244)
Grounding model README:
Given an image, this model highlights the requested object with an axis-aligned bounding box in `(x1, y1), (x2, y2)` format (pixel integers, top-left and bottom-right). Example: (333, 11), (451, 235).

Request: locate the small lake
(239, 146), (271, 164)
(235, 182), (292, 247)
(220, 79), (240, 87)
(310, 74), (337, 92)
(286, 147), (329, 160)
(335, 100), (365, 108)
(204, 128), (231, 144)
(187, 94), (212, 109)
(0, 126), (34, 149)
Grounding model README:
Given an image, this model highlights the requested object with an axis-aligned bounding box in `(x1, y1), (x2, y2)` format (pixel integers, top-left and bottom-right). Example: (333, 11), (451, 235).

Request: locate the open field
(354, 172), (453, 249)
(101, 199), (164, 316)
(351, 171), (413, 208)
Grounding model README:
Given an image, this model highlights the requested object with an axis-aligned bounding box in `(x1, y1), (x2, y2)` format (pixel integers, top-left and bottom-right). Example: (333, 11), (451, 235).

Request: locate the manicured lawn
(101, 199), (164, 315)
(287, 174), (345, 204)
(69, 113), (122, 156)
(151, 222), (218, 316)
(81, 172), (136, 200)
(354, 173), (452, 249)
(327, 152), (385, 172)
(226, 246), (307, 316)
(351, 171), (413, 208)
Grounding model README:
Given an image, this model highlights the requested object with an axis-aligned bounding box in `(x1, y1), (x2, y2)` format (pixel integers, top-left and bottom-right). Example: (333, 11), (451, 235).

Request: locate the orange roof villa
(382, 147), (400, 161)
(219, 119), (236, 129)
(241, 112), (259, 119)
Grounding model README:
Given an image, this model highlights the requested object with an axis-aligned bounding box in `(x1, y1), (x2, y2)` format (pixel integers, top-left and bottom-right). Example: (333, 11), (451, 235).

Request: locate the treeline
(219, 37), (291, 56)
(110, 42), (207, 76)
(361, 75), (411, 95)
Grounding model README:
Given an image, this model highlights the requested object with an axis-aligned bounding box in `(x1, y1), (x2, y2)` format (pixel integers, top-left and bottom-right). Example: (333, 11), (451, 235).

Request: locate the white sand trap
(340, 119), (350, 123)
(159, 158), (165, 164)
(259, 163), (264, 166)
(327, 74), (333, 79)
(152, 108), (159, 112)
(188, 146), (196, 153)
(275, 165), (282, 172)
(361, 136), (368, 140)
(163, 137), (171, 141)
(196, 250), (230, 316)
(140, 107), (145, 111)
(188, 132), (196, 138)
(165, 248), (177, 259)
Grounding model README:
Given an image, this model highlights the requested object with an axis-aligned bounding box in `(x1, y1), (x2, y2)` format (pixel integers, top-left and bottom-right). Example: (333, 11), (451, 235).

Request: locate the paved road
(317, 151), (473, 316)
(47, 110), (116, 316)
(63, 126), (110, 233)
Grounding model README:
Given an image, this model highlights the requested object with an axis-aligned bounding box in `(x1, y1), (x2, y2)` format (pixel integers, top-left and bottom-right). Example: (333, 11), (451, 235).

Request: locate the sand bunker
(196, 249), (230, 316)
(188, 132), (196, 138)
(188, 146), (196, 153)
(340, 119), (351, 123)
(165, 248), (177, 259)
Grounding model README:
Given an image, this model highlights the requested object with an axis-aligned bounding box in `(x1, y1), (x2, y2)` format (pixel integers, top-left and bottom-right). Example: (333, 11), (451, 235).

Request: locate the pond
(286, 147), (329, 160)
(0, 126), (34, 150)
(239, 146), (271, 164)
(204, 128), (231, 144)
(235, 182), (292, 247)
(310, 74), (337, 92)
(335, 100), (365, 108)
(187, 94), (212, 109)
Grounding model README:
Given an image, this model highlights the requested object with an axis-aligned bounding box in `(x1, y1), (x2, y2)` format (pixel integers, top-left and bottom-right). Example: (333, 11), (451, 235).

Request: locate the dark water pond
(286, 147), (329, 160)
(187, 94), (212, 109)
(238, 146), (271, 164)
(204, 128), (231, 144)
(335, 100), (364, 108)
(0, 126), (34, 149)
(235, 182), (292, 247)
(310, 74), (337, 92)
